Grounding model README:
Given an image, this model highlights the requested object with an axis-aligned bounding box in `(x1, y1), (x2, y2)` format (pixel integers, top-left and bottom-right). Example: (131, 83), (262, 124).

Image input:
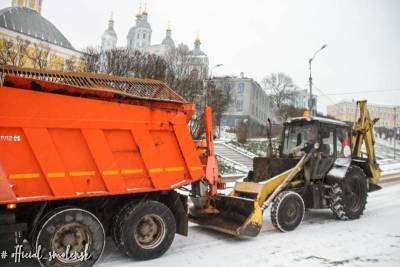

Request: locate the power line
(312, 84), (336, 105)
(319, 88), (400, 96)
(309, 82), (336, 104)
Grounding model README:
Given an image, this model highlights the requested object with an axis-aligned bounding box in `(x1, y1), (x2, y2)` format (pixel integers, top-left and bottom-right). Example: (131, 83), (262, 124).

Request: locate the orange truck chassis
(0, 66), (218, 266)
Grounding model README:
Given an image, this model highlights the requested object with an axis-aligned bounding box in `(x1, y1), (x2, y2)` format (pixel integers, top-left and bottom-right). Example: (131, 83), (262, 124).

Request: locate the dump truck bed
(0, 66), (204, 204)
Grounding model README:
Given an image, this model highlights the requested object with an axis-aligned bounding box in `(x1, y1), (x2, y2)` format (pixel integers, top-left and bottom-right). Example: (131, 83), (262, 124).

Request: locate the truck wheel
(329, 166), (368, 220)
(35, 207), (105, 267)
(115, 201), (176, 260)
(271, 191), (305, 232)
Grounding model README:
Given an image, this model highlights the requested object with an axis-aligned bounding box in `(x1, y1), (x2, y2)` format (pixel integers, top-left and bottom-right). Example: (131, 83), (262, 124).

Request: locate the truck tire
(111, 202), (131, 246)
(329, 166), (368, 220)
(115, 200), (176, 260)
(271, 191), (305, 232)
(35, 207), (105, 267)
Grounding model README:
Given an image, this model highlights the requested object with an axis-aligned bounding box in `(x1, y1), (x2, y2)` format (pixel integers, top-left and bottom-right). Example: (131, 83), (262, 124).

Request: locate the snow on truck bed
(99, 182), (400, 267)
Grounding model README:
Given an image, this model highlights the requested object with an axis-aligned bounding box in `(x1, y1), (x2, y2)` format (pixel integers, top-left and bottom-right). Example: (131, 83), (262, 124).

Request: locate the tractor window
(336, 128), (352, 158)
(320, 127), (334, 157)
(282, 124), (317, 157)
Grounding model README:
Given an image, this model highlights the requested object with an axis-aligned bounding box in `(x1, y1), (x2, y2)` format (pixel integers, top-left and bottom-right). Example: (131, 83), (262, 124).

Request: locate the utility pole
(308, 44), (327, 116)
(394, 107), (397, 159)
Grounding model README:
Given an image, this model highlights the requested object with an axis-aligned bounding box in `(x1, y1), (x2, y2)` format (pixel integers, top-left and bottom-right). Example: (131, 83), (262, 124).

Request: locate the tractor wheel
(114, 201), (176, 260)
(329, 166), (368, 220)
(271, 191), (305, 232)
(35, 207), (105, 267)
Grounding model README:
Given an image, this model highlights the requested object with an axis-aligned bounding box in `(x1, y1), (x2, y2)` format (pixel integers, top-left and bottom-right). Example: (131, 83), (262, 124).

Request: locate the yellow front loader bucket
(190, 152), (311, 237)
(190, 195), (263, 237)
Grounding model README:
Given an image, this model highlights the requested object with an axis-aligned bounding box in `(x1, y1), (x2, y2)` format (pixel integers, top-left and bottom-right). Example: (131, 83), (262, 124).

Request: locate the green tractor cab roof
(285, 116), (349, 127)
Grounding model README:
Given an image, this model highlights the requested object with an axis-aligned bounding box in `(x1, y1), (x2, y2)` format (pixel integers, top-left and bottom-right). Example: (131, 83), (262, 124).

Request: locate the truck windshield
(282, 124), (317, 157)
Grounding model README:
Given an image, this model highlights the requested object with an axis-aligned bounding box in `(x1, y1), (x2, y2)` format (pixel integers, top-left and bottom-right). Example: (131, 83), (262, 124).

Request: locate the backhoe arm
(352, 100), (381, 185)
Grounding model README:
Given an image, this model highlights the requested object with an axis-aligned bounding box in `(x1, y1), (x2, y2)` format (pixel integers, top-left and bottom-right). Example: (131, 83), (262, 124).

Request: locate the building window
(236, 100), (243, 112)
(237, 82), (244, 94)
(143, 33), (146, 39)
(224, 82), (230, 94)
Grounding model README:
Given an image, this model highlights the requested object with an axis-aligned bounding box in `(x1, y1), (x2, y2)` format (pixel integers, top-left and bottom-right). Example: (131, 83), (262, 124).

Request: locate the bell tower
(12, 0), (43, 14)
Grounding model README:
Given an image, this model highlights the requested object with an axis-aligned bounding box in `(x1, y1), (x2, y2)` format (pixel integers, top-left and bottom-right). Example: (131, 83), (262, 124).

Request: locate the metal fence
(0, 65), (186, 103)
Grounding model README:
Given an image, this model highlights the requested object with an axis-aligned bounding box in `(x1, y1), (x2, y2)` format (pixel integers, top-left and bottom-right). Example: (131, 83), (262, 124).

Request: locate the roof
(286, 116), (349, 127)
(0, 7), (74, 50)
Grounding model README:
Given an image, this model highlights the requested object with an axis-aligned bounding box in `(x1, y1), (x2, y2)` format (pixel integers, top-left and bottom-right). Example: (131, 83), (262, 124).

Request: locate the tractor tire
(35, 207), (105, 267)
(329, 165), (368, 220)
(114, 200), (176, 260)
(271, 191), (305, 232)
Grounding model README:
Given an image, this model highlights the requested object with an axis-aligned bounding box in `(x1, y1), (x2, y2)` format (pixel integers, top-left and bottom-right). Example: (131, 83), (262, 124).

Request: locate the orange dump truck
(0, 66), (220, 266)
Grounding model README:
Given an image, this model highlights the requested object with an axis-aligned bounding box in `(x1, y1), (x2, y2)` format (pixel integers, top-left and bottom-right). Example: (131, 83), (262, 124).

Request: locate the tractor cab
(249, 116), (352, 183)
(281, 116), (352, 159)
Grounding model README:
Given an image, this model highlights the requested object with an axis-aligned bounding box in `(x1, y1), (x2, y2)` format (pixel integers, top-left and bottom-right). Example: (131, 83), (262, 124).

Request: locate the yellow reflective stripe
(102, 170), (119, 176)
(0, 175), (3, 181)
(149, 168), (163, 173)
(190, 166), (202, 171)
(69, 171), (96, 177)
(121, 169), (144, 174)
(165, 166), (185, 172)
(48, 172), (66, 178)
(9, 173), (40, 179)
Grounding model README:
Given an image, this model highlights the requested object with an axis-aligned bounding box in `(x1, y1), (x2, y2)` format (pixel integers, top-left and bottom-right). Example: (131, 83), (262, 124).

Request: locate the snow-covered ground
(99, 181), (400, 267)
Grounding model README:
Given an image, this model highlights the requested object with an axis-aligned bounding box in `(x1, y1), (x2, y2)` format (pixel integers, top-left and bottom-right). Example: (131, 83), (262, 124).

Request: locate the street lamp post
(210, 64), (223, 80)
(308, 44), (327, 115)
(206, 64), (223, 106)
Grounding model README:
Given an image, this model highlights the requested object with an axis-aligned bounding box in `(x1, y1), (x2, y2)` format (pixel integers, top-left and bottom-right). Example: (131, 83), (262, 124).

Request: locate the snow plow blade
(190, 195), (263, 237)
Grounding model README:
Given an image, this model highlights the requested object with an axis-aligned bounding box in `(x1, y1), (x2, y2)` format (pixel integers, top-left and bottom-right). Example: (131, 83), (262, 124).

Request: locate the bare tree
(64, 56), (77, 71)
(165, 43), (192, 80)
(205, 81), (232, 137)
(0, 36), (30, 67)
(28, 42), (50, 69)
(262, 72), (296, 108)
(82, 47), (171, 80)
(81, 46), (102, 73)
(236, 120), (249, 144)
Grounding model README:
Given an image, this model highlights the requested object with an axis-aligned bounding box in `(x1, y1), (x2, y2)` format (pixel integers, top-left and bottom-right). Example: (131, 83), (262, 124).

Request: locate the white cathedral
(101, 8), (209, 80)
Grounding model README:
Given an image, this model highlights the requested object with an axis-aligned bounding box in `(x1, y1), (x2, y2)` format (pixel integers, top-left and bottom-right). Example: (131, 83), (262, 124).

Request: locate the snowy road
(99, 181), (400, 267)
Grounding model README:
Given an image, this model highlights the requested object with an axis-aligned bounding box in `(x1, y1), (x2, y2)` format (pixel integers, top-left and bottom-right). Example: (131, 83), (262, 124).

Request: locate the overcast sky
(1, 0), (399, 113)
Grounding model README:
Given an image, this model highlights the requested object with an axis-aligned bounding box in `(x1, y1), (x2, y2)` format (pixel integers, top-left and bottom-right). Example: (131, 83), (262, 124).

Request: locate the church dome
(161, 27), (175, 49)
(101, 17), (117, 50)
(127, 19), (151, 40)
(161, 36), (175, 48)
(103, 27), (117, 39)
(0, 7), (74, 50)
(102, 19), (117, 39)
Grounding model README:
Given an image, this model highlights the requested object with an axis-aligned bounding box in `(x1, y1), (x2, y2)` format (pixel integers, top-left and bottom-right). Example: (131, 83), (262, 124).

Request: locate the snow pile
(218, 126), (236, 141)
